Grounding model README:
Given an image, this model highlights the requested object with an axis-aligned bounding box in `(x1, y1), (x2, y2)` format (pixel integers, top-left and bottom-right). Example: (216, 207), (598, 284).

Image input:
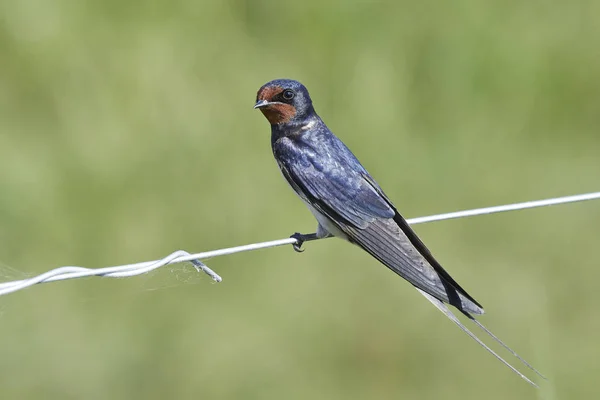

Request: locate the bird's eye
(282, 89), (295, 100)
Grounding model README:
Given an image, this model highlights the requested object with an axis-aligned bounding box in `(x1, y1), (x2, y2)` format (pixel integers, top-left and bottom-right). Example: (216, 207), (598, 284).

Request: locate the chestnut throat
(260, 103), (297, 125)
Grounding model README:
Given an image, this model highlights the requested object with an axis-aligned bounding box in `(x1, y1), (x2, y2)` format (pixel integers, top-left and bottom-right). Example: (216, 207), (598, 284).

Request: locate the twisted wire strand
(1, 191), (598, 297)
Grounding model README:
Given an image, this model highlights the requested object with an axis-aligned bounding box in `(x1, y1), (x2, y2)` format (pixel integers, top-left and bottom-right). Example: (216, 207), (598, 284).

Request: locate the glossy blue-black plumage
(274, 124), (395, 228)
(255, 79), (544, 386)
(261, 79), (483, 315)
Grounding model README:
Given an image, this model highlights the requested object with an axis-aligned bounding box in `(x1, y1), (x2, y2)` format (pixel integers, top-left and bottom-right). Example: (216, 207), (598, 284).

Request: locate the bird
(254, 78), (545, 387)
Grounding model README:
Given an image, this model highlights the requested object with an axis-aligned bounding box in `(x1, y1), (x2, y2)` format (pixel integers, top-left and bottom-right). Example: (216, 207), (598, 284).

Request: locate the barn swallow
(254, 79), (544, 386)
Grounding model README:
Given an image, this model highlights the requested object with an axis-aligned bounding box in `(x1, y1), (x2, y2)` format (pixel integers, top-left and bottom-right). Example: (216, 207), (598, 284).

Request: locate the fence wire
(1, 191), (599, 297)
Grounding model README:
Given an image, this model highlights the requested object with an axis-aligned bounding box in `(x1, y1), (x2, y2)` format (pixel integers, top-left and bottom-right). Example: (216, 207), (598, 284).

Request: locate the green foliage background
(1, 1), (599, 399)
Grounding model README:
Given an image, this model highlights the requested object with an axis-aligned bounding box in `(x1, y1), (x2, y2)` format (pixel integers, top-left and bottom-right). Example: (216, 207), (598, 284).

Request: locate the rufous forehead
(257, 85), (284, 101)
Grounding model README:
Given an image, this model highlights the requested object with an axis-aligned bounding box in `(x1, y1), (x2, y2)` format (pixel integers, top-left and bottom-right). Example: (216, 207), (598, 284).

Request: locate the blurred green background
(1, 1), (599, 399)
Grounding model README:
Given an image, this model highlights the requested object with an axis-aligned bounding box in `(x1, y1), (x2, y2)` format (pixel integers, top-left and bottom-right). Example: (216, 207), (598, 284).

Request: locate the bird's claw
(290, 232), (306, 253)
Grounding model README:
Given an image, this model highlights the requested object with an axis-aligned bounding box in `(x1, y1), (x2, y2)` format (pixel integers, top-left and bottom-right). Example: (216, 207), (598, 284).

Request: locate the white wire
(0, 191), (598, 297)
(407, 191), (600, 224)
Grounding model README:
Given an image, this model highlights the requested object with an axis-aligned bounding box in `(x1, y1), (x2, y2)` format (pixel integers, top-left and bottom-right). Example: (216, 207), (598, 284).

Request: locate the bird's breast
(302, 199), (349, 241)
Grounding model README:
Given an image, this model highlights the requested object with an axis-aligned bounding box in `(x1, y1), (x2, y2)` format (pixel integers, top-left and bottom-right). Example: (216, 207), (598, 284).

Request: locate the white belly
(303, 201), (349, 240)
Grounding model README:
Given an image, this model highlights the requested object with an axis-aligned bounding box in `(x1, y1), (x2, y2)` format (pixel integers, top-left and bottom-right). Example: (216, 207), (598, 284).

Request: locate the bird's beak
(254, 99), (271, 109)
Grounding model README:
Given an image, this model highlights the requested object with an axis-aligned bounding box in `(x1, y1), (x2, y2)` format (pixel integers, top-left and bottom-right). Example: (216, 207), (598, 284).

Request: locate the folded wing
(277, 146), (483, 314)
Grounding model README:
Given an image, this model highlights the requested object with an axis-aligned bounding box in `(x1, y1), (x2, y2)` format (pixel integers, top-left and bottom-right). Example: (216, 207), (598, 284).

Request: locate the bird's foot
(290, 232), (318, 253)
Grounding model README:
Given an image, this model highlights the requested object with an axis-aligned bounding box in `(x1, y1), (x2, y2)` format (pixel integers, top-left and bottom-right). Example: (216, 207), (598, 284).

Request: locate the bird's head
(254, 79), (314, 125)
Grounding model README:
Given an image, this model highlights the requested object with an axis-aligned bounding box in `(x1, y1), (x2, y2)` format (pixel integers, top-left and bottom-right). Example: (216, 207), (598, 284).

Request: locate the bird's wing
(276, 140), (544, 385)
(278, 157), (395, 229)
(279, 152), (483, 314)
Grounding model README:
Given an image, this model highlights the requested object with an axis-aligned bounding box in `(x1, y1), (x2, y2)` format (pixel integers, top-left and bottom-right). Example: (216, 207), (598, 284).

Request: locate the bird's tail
(416, 289), (546, 387)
